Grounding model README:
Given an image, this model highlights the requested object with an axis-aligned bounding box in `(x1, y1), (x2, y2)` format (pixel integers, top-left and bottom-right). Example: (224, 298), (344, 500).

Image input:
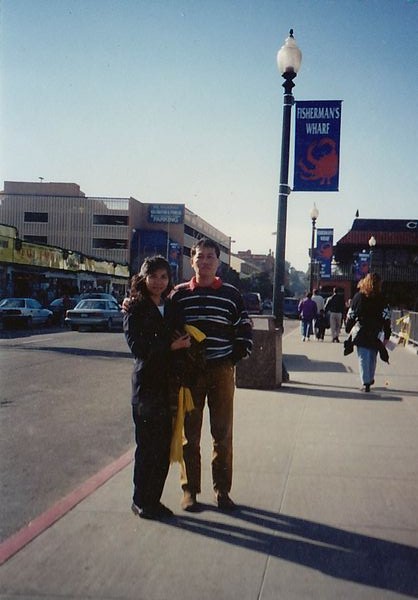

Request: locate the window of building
(93, 215), (129, 226)
(93, 238), (128, 249)
(24, 235), (48, 244)
(24, 212), (48, 223)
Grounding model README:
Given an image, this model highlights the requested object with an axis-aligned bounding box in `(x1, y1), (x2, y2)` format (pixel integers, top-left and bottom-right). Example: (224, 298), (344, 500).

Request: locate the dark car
(48, 296), (80, 325)
(65, 298), (123, 331)
(242, 292), (263, 315)
(0, 297), (53, 328)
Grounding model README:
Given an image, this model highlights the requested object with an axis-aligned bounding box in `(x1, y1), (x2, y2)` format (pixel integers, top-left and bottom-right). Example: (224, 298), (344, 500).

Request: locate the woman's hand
(121, 297), (131, 312)
(170, 333), (191, 351)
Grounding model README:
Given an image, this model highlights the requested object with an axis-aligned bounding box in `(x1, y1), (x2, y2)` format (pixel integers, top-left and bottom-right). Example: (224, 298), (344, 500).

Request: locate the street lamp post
(368, 235), (376, 272)
(273, 29), (302, 331)
(309, 204), (319, 292)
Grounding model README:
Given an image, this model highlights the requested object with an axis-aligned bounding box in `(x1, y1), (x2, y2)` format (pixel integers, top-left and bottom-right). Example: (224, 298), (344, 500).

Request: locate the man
(172, 239), (253, 512)
(311, 289), (324, 313)
(324, 287), (345, 342)
(311, 288), (325, 341)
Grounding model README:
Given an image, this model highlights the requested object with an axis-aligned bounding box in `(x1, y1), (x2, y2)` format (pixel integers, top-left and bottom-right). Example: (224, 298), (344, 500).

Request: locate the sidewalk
(1, 327), (418, 599)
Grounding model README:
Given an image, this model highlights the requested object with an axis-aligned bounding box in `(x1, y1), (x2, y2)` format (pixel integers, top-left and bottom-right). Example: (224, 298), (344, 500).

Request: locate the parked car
(242, 292), (263, 314)
(283, 297), (300, 319)
(0, 297), (53, 328)
(65, 298), (123, 331)
(80, 292), (120, 304)
(47, 296), (80, 325)
(262, 299), (273, 312)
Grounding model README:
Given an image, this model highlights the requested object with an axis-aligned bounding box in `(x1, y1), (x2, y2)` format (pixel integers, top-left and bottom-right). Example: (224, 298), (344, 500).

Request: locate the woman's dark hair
(129, 255), (172, 304)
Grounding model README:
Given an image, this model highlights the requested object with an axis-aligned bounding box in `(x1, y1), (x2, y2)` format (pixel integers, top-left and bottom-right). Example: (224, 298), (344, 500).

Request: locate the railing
(391, 310), (418, 350)
(327, 263), (418, 282)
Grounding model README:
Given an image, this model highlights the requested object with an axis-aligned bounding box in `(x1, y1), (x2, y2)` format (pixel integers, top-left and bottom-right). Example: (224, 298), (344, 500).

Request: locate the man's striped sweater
(172, 277), (253, 363)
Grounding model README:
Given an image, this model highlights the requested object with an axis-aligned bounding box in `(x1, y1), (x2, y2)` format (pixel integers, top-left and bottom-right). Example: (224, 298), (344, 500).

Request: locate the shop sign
(148, 204), (184, 224)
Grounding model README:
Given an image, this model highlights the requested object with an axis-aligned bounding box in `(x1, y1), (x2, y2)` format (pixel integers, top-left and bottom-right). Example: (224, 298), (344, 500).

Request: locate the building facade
(0, 181), (234, 289)
(0, 224), (129, 301)
(316, 218), (418, 309)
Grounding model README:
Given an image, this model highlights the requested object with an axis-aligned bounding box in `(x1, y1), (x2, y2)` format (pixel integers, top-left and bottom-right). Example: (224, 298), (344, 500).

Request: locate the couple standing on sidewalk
(123, 239), (253, 520)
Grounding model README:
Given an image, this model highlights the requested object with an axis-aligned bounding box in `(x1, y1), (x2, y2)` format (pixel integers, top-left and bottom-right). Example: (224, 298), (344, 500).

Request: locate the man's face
(191, 246), (219, 280)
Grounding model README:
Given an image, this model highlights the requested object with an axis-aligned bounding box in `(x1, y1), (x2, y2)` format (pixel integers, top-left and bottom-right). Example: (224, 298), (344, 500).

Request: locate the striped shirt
(172, 278), (253, 362)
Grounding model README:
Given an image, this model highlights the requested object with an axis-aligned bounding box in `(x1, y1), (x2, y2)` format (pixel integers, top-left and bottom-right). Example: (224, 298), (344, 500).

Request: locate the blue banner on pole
(293, 101), (342, 192)
(354, 251), (370, 281)
(316, 228), (333, 278)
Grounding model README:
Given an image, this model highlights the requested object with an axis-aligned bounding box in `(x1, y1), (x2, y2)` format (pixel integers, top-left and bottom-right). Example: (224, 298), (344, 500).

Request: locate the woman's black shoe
(131, 502), (173, 520)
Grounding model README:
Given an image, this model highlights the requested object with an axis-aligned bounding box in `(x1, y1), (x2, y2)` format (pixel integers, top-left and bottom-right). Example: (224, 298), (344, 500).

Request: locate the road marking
(20, 337), (55, 344)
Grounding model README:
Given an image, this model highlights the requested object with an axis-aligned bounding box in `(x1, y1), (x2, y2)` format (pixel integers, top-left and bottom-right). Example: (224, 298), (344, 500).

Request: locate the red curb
(0, 448), (133, 566)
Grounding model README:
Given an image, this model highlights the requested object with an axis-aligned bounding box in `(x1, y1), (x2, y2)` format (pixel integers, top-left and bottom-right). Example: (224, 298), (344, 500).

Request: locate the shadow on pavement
(171, 507), (418, 597)
(276, 384), (403, 402)
(285, 354), (348, 373)
(7, 345), (131, 359)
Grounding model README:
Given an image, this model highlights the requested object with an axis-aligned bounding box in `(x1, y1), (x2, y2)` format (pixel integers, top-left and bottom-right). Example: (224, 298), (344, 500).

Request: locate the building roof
(337, 219), (418, 247)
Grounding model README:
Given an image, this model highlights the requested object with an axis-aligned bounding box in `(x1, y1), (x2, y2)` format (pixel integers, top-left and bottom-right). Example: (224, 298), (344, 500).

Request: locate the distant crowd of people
(297, 287), (346, 342)
(297, 278), (391, 392)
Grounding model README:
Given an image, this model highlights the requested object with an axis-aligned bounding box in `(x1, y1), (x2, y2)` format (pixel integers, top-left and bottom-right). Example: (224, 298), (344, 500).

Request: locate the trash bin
(235, 315), (282, 389)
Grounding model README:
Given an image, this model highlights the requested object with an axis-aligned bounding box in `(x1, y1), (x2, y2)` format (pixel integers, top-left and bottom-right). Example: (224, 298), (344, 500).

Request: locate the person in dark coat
(123, 256), (191, 520)
(314, 309), (327, 341)
(325, 287), (345, 342)
(345, 273), (391, 392)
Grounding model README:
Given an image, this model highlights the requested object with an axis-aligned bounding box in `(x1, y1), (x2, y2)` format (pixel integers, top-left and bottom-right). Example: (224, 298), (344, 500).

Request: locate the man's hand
(170, 333), (191, 351)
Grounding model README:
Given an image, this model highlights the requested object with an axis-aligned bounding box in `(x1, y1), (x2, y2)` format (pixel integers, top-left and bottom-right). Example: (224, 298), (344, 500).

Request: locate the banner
(354, 251), (370, 281)
(316, 228), (333, 279)
(293, 101), (342, 192)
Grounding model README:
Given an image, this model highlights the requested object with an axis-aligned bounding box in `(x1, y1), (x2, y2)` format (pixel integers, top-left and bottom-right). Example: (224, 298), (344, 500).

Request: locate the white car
(65, 298), (124, 331)
(0, 297), (53, 328)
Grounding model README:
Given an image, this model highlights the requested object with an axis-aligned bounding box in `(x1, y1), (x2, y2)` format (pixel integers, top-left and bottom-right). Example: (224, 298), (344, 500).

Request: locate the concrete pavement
(1, 325), (418, 599)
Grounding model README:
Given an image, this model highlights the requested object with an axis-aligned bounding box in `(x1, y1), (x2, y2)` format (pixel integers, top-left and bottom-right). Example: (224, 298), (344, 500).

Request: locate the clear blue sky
(1, 0), (417, 271)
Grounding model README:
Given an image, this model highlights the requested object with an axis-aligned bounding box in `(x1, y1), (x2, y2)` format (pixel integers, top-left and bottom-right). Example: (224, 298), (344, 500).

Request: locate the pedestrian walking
(123, 256), (191, 520)
(345, 273), (391, 392)
(311, 288), (325, 313)
(171, 238), (253, 512)
(314, 309), (327, 341)
(298, 292), (317, 341)
(324, 287), (345, 342)
(312, 288), (325, 340)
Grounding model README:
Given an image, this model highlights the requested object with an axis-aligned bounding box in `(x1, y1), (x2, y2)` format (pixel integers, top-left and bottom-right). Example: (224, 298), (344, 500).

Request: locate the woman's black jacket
(345, 292), (391, 349)
(123, 297), (184, 411)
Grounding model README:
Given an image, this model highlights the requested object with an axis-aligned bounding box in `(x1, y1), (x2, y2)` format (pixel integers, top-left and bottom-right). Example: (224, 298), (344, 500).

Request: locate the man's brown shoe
(215, 493), (237, 511)
(181, 491), (199, 512)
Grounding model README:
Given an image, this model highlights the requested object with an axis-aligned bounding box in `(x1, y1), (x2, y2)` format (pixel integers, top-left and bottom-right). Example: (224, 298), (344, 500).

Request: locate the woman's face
(145, 268), (170, 301)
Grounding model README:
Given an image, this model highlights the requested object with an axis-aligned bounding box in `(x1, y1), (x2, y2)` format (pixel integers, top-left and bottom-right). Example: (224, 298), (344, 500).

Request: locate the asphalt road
(0, 326), (134, 542)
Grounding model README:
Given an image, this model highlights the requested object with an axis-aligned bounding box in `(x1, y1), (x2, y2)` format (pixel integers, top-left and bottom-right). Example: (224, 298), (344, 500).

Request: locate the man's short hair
(191, 238), (220, 258)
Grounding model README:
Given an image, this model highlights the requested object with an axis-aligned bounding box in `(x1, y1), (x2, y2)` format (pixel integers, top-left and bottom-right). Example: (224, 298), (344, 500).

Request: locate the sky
(1, 0), (417, 271)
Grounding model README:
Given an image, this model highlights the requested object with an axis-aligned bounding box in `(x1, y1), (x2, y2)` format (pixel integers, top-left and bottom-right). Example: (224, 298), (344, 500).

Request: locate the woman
(124, 256), (190, 520)
(345, 273), (391, 392)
